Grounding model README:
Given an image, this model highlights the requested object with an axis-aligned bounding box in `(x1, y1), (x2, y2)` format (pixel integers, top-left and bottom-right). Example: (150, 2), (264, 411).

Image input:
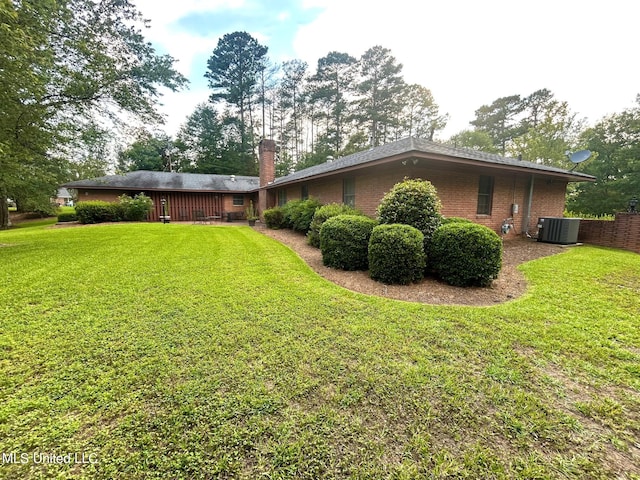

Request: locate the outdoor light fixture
(161, 197), (167, 223)
(629, 196), (638, 213)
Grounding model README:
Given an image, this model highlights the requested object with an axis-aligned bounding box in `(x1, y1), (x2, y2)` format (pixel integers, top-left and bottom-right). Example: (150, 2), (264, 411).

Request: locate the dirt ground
(254, 224), (566, 306)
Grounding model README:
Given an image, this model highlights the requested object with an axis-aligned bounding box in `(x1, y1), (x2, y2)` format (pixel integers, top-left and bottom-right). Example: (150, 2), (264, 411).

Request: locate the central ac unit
(537, 217), (580, 245)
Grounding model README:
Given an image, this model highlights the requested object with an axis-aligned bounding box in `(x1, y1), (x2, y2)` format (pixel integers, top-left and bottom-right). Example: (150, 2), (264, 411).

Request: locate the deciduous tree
(567, 99), (640, 215)
(0, 0), (187, 228)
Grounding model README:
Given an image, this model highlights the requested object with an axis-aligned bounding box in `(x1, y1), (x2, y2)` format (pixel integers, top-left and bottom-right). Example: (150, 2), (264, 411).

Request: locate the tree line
(118, 31), (639, 216)
(1, 7), (637, 228)
(118, 32), (449, 177)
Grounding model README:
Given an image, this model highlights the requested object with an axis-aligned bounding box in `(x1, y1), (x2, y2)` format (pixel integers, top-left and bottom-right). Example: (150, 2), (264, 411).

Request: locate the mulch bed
(254, 224), (567, 306)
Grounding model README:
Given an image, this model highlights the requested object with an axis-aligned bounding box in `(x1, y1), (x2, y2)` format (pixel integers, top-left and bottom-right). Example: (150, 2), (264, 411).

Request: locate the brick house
(258, 137), (595, 236)
(64, 137), (594, 234)
(64, 170), (258, 222)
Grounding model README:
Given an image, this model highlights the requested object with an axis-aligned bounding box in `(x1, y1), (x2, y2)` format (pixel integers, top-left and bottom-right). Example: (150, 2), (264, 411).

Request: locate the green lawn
(1, 223), (639, 479)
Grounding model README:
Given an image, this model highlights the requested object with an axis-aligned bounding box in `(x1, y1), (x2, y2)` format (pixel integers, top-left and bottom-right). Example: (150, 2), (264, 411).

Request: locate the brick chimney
(258, 139), (276, 218)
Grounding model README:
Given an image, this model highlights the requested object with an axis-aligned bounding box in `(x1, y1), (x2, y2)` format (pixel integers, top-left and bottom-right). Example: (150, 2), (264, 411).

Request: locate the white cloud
(140, 0), (640, 140)
(293, 0), (640, 137)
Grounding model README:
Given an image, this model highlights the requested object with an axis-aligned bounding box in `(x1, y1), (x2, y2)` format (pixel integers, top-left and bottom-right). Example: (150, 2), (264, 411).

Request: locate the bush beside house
(75, 194), (153, 224)
(308, 203), (362, 247)
(319, 215), (378, 270)
(430, 223), (503, 287)
(263, 207), (284, 229)
(368, 224), (426, 285)
(281, 198), (322, 232)
(377, 178), (442, 245)
(265, 178), (503, 289)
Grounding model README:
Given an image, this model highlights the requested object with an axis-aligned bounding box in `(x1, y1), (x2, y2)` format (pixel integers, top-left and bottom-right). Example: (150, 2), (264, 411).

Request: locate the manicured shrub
(441, 216), (473, 225)
(368, 224), (425, 285)
(281, 200), (302, 229)
(118, 193), (153, 221)
(376, 178), (443, 245)
(308, 203), (362, 247)
(281, 198), (322, 232)
(75, 201), (122, 224)
(76, 195), (152, 224)
(430, 223), (503, 287)
(57, 212), (77, 222)
(319, 215), (378, 270)
(263, 207), (284, 229)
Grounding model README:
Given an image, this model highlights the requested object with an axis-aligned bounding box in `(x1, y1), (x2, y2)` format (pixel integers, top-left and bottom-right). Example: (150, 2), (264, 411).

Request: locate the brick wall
(270, 163), (569, 235)
(579, 213), (640, 254)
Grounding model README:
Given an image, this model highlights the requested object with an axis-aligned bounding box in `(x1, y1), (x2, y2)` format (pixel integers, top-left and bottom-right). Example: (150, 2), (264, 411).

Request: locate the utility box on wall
(537, 217), (581, 245)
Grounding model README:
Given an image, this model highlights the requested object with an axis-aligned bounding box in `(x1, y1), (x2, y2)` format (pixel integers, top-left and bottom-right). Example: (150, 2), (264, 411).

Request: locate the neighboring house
(258, 137), (595, 236)
(63, 137), (595, 234)
(53, 188), (74, 206)
(63, 171), (258, 222)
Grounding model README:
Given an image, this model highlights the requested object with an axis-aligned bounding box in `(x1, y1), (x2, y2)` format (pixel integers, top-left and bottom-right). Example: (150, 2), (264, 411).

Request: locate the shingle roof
(270, 136), (596, 186)
(56, 187), (72, 198)
(63, 170), (259, 192)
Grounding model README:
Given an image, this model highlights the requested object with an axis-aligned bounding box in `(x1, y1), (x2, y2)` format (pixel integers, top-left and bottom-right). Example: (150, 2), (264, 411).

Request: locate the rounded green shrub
(57, 212), (77, 222)
(430, 223), (503, 287)
(368, 224), (425, 285)
(119, 193), (153, 221)
(75, 201), (122, 224)
(320, 215), (378, 270)
(281, 198), (322, 232)
(308, 203), (362, 247)
(263, 207), (284, 229)
(376, 178), (443, 244)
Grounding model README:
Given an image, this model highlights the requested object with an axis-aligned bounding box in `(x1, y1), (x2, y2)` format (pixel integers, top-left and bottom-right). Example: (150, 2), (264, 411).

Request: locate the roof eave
(266, 150), (596, 188)
(65, 185), (258, 194)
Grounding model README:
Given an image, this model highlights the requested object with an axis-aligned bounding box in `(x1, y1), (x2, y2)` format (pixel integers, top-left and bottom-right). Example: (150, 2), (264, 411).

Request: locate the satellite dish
(569, 150), (591, 164)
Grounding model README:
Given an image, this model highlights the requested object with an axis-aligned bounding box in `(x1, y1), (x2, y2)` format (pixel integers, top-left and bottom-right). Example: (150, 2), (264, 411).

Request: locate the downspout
(524, 175), (534, 238)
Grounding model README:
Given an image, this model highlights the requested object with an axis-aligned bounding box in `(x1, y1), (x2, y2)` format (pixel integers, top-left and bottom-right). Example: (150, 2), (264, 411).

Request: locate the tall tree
(470, 95), (524, 155)
(117, 133), (176, 173)
(175, 103), (257, 175)
(0, 0), (187, 228)
(567, 99), (640, 215)
(510, 96), (579, 166)
(447, 130), (500, 153)
(64, 122), (112, 180)
(400, 84), (448, 140)
(279, 59), (308, 163)
(205, 31), (268, 159)
(308, 51), (357, 155)
(354, 46), (405, 147)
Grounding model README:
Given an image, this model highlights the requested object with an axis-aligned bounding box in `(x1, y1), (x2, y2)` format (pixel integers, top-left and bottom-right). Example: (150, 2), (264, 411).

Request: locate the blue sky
(134, 0), (640, 140)
(167, 0), (322, 90)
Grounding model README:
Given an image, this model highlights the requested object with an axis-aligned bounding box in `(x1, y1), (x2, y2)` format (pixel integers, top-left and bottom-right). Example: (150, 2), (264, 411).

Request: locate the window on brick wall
(278, 190), (287, 206)
(232, 195), (244, 206)
(477, 175), (494, 215)
(343, 178), (355, 207)
(301, 184), (309, 200)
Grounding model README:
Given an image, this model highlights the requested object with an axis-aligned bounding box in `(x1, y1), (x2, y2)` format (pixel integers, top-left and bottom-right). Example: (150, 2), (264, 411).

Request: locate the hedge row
(263, 198), (322, 232)
(75, 194), (153, 224)
(57, 212), (78, 222)
(266, 179), (503, 288)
